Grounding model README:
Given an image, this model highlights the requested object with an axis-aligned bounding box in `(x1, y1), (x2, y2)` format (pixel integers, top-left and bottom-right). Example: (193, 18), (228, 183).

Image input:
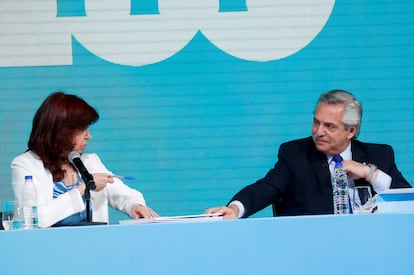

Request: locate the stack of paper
(119, 213), (223, 224)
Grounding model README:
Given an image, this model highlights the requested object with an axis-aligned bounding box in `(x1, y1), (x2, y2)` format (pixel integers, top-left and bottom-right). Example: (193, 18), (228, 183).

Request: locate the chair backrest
(272, 204), (277, 216)
(0, 212), (4, 230)
(272, 199), (284, 217)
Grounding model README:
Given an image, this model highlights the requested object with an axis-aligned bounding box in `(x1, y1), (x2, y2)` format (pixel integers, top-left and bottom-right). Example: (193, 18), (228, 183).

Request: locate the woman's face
(72, 128), (92, 153)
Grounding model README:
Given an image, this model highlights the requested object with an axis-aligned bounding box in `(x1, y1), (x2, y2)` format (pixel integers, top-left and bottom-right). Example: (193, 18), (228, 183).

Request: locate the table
(1, 213), (413, 275)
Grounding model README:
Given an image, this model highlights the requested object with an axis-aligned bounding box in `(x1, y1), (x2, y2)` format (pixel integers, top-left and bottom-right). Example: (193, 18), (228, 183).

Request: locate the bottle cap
(25, 175), (33, 180)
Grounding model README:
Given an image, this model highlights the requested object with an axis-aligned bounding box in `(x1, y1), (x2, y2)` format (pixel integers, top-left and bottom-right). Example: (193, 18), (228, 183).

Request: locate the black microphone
(68, 151), (96, 190)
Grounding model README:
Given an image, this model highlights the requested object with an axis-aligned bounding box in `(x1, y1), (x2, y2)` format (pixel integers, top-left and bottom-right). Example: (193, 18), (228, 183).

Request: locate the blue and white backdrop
(1, 0), (413, 222)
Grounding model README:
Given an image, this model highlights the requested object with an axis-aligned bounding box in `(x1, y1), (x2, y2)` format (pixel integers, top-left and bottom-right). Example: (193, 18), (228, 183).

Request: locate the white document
(377, 188), (414, 213)
(119, 213), (223, 225)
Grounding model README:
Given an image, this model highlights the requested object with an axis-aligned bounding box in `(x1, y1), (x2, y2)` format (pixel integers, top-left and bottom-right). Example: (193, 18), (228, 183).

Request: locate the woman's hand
(91, 173), (114, 192)
(131, 204), (159, 219)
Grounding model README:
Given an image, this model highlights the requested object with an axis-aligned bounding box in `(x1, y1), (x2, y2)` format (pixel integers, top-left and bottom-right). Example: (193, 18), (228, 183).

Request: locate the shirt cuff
(372, 170), (391, 193)
(228, 200), (245, 218)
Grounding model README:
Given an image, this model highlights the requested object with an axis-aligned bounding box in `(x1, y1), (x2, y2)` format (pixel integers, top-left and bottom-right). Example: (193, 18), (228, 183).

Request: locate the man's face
(312, 102), (356, 155)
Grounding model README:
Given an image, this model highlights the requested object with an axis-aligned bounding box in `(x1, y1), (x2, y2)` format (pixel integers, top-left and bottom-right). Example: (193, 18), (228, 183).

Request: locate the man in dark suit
(206, 89), (411, 218)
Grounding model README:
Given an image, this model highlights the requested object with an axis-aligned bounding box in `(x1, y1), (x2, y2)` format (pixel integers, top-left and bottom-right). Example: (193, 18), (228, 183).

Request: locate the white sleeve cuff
(372, 170), (391, 193)
(229, 200), (245, 218)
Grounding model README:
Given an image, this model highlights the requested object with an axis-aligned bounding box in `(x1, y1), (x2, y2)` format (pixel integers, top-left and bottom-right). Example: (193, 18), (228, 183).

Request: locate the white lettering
(0, 0), (335, 67)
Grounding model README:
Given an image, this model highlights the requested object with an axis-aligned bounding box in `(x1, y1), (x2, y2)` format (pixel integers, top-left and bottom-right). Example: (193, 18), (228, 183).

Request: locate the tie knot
(332, 154), (343, 166)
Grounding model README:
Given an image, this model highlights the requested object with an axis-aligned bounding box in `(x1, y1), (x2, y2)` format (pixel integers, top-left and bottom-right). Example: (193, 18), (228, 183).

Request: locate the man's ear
(347, 125), (357, 139)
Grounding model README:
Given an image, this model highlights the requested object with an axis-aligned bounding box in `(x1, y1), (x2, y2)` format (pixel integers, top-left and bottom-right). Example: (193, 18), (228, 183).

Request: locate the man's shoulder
(279, 137), (315, 155)
(352, 139), (393, 151)
(281, 136), (313, 147)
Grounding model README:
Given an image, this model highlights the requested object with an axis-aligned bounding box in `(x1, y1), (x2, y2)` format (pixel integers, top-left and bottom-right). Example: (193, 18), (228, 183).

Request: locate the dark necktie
(332, 154), (343, 167)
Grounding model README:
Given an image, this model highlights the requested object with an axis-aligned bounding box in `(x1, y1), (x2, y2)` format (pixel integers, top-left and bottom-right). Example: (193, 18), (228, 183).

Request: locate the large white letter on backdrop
(0, 0), (335, 67)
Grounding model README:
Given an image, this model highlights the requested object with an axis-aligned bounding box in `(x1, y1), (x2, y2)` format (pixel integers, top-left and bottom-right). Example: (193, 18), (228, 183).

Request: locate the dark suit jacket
(230, 137), (411, 218)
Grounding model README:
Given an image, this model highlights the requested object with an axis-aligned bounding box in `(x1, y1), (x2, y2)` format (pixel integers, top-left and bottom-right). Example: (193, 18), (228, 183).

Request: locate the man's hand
(205, 204), (239, 219)
(342, 160), (378, 184)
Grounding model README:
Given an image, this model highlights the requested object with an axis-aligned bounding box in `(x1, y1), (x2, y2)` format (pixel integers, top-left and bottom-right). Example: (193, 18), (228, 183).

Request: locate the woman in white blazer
(11, 91), (159, 228)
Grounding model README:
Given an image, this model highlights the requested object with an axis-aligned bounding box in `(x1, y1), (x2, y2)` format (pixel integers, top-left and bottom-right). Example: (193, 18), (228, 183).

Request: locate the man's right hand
(205, 204), (239, 219)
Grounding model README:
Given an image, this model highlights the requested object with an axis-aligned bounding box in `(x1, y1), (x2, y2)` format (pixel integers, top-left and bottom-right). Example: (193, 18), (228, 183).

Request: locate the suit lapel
(351, 140), (367, 163)
(308, 141), (332, 196)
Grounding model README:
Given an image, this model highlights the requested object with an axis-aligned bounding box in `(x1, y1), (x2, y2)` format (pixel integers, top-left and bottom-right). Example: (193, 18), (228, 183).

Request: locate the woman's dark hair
(28, 91), (99, 181)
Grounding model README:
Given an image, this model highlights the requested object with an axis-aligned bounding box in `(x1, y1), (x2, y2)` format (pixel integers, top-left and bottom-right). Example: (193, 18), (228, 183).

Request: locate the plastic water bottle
(22, 175), (38, 229)
(332, 163), (350, 214)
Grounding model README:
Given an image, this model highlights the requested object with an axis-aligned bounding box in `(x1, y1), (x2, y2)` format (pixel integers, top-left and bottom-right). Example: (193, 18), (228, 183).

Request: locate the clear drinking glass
(12, 205), (24, 230)
(1, 201), (24, 230)
(2, 201), (15, 230)
(352, 186), (376, 214)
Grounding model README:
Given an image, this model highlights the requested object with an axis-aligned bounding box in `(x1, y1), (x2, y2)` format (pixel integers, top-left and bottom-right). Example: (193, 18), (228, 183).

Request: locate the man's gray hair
(316, 89), (362, 137)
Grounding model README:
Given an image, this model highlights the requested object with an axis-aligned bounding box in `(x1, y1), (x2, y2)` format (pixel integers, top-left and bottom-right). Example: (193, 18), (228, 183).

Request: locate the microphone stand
(66, 151), (106, 227)
(71, 173), (106, 226)
(84, 177), (95, 223)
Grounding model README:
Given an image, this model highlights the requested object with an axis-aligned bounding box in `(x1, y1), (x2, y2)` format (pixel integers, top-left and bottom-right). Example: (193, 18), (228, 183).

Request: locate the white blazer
(11, 151), (146, 227)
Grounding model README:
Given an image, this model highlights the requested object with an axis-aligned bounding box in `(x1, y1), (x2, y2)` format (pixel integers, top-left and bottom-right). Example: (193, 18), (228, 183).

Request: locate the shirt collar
(327, 142), (352, 163)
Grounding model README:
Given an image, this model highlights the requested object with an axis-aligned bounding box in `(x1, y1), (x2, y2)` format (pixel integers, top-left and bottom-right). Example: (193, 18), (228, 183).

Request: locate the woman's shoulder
(80, 152), (99, 161)
(12, 151), (42, 165)
(80, 153), (102, 166)
(80, 153), (108, 172)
